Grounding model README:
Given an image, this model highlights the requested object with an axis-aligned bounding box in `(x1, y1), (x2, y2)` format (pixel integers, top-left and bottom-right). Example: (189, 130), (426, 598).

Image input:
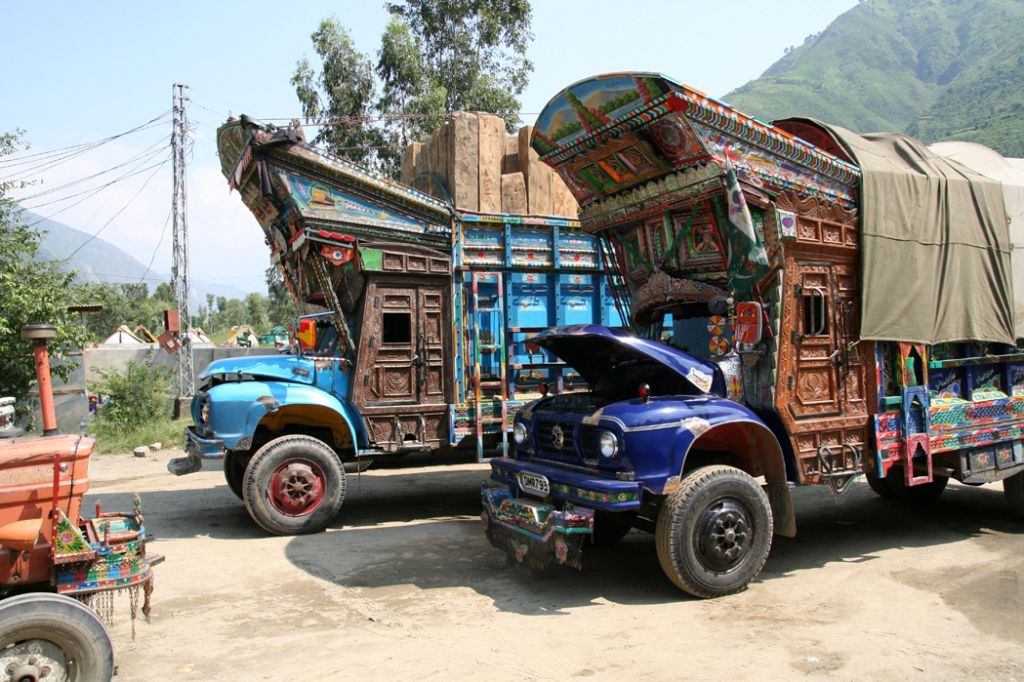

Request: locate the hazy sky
(2, 0), (858, 295)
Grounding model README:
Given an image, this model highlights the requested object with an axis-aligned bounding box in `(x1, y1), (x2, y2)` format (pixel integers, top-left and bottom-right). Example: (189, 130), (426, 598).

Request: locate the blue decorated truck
(168, 116), (625, 535)
(480, 72), (1024, 598)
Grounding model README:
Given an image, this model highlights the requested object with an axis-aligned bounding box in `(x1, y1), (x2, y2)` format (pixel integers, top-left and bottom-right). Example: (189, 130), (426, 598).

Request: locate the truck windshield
(668, 315), (734, 362)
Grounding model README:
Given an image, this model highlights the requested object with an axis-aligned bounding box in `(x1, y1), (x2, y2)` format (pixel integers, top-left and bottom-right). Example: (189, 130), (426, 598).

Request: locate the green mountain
(723, 0), (1024, 156)
(25, 211), (249, 300)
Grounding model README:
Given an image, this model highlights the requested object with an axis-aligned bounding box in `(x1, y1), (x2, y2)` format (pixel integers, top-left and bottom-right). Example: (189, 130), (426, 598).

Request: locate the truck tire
(1005, 470), (1024, 519)
(865, 472), (894, 499)
(885, 466), (948, 502)
(0, 592), (114, 681)
(224, 451), (249, 500)
(590, 510), (635, 548)
(655, 465), (773, 598)
(242, 435), (346, 535)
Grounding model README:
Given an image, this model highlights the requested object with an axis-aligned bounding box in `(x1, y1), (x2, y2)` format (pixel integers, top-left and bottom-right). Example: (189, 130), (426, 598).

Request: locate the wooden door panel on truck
(776, 253), (870, 483)
(786, 261), (842, 419)
(354, 276), (452, 452)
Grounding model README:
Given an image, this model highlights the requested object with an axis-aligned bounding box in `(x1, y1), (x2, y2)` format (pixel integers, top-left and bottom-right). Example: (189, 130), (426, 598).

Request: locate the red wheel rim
(268, 458), (326, 516)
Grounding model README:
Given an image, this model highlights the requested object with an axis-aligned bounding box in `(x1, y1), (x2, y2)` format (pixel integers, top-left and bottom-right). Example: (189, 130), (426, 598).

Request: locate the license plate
(516, 471), (550, 497)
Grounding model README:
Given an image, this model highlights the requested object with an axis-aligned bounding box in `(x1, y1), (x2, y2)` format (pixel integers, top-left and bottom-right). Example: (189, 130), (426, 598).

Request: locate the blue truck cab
(481, 325), (790, 597)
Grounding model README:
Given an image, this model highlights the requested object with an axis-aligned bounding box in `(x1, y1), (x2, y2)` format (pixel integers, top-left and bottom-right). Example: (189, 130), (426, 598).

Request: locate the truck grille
(535, 420), (576, 456)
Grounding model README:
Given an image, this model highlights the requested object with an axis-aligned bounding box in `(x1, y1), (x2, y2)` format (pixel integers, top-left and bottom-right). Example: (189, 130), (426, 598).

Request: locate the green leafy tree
(294, 1), (534, 177)
(383, 0), (533, 125)
(292, 18), (385, 166)
(0, 131), (88, 403)
(266, 266), (297, 328)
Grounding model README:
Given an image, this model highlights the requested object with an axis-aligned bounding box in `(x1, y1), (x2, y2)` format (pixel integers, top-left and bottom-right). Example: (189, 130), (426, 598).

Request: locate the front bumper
(489, 457), (643, 510)
(167, 426), (225, 476)
(481, 483), (594, 569)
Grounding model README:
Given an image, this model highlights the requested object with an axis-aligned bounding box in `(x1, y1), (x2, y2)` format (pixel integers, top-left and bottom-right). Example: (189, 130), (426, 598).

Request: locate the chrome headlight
(198, 398), (210, 425)
(513, 421), (528, 445)
(598, 430), (618, 458)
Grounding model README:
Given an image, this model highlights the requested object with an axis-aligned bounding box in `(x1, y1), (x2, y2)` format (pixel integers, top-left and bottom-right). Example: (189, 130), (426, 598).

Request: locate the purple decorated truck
(480, 72), (1024, 598)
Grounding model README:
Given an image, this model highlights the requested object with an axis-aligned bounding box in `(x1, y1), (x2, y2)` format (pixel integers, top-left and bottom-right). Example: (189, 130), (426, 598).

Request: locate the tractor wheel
(242, 435), (345, 535)
(0, 593), (114, 681)
(655, 465), (773, 598)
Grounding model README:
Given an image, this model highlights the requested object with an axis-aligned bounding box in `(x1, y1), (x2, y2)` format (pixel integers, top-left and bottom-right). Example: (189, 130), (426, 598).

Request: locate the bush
(90, 360), (173, 431)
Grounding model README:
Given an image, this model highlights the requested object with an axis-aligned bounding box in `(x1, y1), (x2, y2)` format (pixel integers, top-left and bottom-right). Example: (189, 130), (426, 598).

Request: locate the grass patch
(89, 416), (190, 454)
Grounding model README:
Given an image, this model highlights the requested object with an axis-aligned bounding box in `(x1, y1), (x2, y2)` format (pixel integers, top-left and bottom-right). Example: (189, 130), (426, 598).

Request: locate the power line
(16, 136), (169, 202)
(139, 207), (174, 283)
(60, 155), (171, 262)
(0, 112), (172, 178)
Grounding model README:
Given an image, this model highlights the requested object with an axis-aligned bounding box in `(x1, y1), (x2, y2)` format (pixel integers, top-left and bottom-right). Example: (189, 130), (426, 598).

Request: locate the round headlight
(513, 422), (528, 445)
(199, 398), (210, 425)
(598, 431), (618, 458)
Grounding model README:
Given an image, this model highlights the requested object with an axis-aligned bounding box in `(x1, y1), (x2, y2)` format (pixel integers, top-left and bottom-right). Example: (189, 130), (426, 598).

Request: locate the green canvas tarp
(800, 122), (1014, 346)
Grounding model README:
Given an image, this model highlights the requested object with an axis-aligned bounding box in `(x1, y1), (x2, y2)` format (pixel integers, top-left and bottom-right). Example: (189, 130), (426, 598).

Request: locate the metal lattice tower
(171, 83), (194, 399)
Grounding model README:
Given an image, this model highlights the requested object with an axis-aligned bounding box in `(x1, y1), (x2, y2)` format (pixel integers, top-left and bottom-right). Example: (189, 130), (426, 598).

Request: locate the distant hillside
(25, 211), (250, 301)
(724, 0), (1024, 157)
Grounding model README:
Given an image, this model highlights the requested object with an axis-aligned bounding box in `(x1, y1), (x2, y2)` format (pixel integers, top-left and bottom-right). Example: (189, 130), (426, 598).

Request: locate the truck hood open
(198, 355), (316, 385)
(529, 325), (723, 397)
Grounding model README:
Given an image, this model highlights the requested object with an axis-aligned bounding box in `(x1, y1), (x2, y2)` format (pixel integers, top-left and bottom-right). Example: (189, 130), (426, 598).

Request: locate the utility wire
(60, 155), (171, 262)
(22, 156), (168, 212)
(138, 207), (173, 283)
(0, 111), (171, 170)
(16, 136), (169, 202)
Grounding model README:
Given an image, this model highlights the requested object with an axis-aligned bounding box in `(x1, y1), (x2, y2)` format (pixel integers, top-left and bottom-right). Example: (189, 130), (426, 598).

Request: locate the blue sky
(1, 0), (858, 295)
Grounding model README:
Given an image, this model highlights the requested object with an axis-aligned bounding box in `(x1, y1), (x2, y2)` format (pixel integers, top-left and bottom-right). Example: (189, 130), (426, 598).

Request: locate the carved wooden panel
(418, 286), (447, 404)
(786, 262), (841, 420)
(775, 191), (858, 253)
(352, 275), (453, 451)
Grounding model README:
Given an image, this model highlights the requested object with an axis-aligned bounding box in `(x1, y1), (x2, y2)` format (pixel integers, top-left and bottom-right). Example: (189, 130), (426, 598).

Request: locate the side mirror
(296, 318), (317, 351)
(735, 302), (763, 345)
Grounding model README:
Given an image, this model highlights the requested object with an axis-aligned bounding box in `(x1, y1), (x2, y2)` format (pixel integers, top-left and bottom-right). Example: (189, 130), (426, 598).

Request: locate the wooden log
(401, 142), (422, 186)
(478, 114), (505, 213)
(501, 172), (528, 215)
(447, 112), (479, 211)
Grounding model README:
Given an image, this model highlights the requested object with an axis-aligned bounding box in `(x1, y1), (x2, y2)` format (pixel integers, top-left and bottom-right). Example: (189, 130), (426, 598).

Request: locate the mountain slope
(25, 211), (250, 300)
(723, 0), (1024, 156)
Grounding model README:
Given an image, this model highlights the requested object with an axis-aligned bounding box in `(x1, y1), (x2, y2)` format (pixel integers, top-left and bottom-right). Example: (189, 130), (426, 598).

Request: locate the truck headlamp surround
(598, 430), (618, 458)
(513, 421), (528, 445)
(198, 397), (210, 425)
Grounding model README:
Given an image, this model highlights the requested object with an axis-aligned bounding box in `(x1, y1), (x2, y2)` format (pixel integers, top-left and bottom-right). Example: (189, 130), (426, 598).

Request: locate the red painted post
(21, 325), (59, 436)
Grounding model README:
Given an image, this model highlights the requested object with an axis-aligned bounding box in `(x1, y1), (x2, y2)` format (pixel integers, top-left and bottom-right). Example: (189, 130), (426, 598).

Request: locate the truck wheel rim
(0, 639), (71, 682)
(269, 459), (326, 516)
(693, 497), (752, 573)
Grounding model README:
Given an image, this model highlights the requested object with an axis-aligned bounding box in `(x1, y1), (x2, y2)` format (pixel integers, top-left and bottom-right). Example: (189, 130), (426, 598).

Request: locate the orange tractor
(0, 325), (161, 681)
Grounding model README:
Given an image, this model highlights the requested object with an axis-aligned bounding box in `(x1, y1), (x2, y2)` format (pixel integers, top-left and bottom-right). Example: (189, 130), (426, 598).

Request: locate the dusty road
(88, 449), (1024, 681)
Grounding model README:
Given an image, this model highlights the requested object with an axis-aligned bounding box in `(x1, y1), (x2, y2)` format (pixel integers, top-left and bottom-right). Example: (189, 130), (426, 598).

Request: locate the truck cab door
(785, 261), (842, 420)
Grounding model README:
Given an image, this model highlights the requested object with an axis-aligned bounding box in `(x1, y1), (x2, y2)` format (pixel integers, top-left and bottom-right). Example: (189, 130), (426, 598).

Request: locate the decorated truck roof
(530, 72), (861, 226)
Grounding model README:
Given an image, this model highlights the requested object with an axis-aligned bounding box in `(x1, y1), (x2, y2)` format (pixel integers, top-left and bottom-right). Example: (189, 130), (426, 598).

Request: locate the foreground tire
(1005, 471), (1024, 520)
(0, 593), (114, 681)
(224, 451), (249, 499)
(655, 465), (773, 598)
(590, 510), (635, 548)
(885, 466), (948, 502)
(243, 435), (345, 535)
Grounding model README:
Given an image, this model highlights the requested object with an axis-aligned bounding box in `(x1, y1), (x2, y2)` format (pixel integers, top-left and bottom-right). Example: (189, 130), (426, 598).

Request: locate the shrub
(90, 360), (173, 431)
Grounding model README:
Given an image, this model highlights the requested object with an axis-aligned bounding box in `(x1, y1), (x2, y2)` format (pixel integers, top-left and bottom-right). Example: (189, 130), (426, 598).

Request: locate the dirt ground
(87, 449), (1024, 681)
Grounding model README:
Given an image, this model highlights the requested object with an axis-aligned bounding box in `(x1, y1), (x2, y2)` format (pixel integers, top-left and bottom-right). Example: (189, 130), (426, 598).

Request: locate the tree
(294, 1), (534, 177)
(291, 19), (385, 166)
(266, 266), (297, 329)
(0, 131), (88, 404)
(383, 1), (532, 124)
